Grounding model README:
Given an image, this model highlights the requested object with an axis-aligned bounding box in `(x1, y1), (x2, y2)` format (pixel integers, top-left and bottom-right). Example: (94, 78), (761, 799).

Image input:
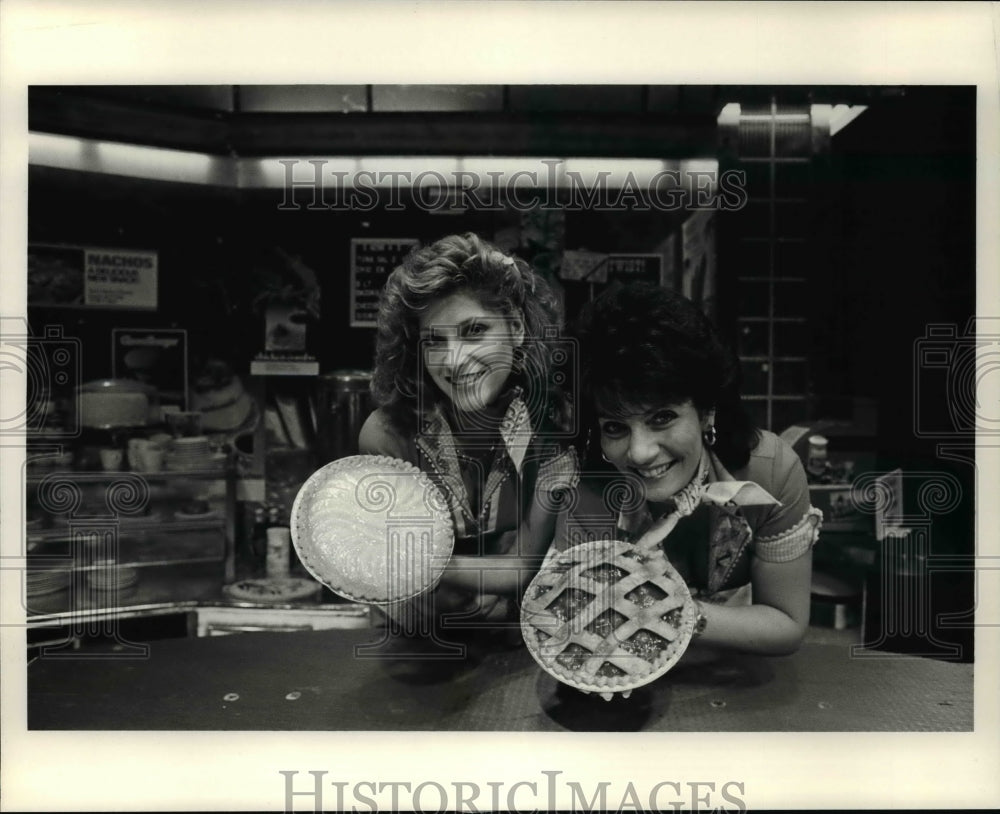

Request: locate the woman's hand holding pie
(634, 510), (683, 554)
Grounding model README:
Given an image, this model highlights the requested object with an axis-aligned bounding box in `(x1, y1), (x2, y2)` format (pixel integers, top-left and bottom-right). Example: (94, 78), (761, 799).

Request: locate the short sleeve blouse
(730, 430), (822, 563)
(359, 393), (578, 556)
(558, 430), (822, 597)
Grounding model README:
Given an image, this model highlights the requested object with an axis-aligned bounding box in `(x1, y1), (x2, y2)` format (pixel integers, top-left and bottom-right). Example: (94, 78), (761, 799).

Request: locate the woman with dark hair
(566, 282), (822, 655)
(360, 232), (577, 634)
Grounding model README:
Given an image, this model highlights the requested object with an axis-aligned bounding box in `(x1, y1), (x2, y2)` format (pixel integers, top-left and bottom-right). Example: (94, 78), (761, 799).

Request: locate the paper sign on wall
(350, 238), (419, 327)
(85, 248), (158, 309)
(605, 253), (663, 287)
(112, 328), (188, 410)
(28, 244), (158, 310)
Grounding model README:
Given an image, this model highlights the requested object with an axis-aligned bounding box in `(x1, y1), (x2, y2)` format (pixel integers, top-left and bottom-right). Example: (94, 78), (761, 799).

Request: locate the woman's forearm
(693, 600), (808, 656)
(438, 554), (542, 596)
(437, 496), (562, 596)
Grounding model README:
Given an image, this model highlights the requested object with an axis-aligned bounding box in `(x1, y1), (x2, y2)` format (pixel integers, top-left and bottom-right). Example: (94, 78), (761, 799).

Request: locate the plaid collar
(416, 387), (533, 470)
(616, 449), (781, 594)
(618, 450), (779, 535)
(414, 388), (534, 536)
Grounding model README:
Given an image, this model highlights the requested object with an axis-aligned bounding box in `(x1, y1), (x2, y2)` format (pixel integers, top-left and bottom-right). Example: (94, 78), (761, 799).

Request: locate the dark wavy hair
(573, 282), (759, 471)
(371, 232), (564, 434)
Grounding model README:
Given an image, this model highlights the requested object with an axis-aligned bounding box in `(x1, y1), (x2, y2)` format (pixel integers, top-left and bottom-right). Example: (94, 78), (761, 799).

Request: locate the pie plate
(290, 455), (454, 605)
(223, 577), (322, 604)
(520, 539), (697, 700)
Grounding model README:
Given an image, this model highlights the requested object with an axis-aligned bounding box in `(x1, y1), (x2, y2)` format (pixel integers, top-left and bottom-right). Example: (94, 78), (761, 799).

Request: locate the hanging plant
(249, 246), (321, 320)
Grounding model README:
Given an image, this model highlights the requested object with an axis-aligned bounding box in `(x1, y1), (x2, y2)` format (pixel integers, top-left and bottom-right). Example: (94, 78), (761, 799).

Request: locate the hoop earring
(703, 424), (717, 448)
(602, 453), (612, 463)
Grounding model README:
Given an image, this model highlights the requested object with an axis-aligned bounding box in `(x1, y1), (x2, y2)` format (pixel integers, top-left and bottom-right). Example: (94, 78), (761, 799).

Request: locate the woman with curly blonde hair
(360, 232), (578, 638)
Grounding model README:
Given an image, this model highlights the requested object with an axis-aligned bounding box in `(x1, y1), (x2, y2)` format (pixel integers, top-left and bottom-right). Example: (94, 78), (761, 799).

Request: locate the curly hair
(573, 282), (759, 471)
(371, 232), (564, 433)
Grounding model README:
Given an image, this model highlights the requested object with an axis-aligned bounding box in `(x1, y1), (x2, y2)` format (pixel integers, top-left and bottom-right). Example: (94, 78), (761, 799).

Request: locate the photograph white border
(2, 1), (998, 810)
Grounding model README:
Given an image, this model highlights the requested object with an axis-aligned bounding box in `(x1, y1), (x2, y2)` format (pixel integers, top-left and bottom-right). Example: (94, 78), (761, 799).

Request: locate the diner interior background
(25, 84), (975, 659)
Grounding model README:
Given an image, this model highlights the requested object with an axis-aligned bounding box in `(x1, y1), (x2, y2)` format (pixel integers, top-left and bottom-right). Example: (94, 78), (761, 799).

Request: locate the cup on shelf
(99, 447), (123, 471)
(138, 444), (165, 473)
(127, 438), (149, 470)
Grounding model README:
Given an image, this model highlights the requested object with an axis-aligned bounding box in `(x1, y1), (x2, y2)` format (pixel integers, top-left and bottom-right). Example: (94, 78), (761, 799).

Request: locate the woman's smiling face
(418, 290), (524, 415)
(598, 400), (713, 504)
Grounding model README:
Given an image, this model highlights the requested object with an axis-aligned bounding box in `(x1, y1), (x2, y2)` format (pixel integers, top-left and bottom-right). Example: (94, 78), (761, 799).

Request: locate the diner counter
(28, 626), (972, 731)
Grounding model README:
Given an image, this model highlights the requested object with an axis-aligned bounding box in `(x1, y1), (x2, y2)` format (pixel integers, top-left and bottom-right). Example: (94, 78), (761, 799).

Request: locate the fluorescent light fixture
(458, 157), (564, 188)
(356, 156), (461, 185)
(28, 137), (721, 193)
(717, 102), (742, 126)
(828, 104), (868, 136)
(28, 132), (88, 168)
(678, 159), (721, 191)
(240, 156), (359, 189)
(29, 132), (235, 186)
(238, 156), (717, 190)
(562, 159), (672, 188)
(718, 102), (868, 137)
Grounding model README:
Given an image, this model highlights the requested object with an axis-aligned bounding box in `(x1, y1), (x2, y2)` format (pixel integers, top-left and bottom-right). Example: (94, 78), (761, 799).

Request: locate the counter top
(28, 626), (972, 731)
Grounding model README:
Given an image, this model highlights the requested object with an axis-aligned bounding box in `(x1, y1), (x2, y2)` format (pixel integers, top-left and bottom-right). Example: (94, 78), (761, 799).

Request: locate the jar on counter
(315, 370), (373, 462)
(806, 434), (829, 478)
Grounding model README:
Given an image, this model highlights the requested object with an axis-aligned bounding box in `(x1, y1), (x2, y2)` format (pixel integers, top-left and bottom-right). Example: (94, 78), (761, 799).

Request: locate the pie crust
(290, 455), (454, 604)
(521, 539), (696, 699)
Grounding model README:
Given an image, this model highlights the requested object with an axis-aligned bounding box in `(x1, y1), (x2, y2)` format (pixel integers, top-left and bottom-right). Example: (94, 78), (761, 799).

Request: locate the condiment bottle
(807, 434), (829, 478)
(265, 526), (291, 578)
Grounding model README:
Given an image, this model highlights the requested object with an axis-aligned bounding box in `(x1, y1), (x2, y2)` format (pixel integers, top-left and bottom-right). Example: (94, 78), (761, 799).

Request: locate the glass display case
(24, 447), (236, 630)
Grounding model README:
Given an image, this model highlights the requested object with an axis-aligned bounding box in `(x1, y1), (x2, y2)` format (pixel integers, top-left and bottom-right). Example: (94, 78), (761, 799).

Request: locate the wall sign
(349, 238), (419, 327)
(28, 244), (158, 310)
(560, 249), (609, 282)
(604, 253), (664, 287)
(561, 251), (666, 287)
(112, 328), (188, 410)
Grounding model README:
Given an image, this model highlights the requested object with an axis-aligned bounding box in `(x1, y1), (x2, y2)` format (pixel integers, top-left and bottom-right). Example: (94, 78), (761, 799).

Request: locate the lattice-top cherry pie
(291, 455), (454, 604)
(521, 540), (696, 700)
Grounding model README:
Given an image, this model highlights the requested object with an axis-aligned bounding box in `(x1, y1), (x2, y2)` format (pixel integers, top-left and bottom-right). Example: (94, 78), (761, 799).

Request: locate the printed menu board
(112, 328), (188, 409)
(28, 244), (158, 309)
(561, 251), (666, 287)
(604, 253), (664, 287)
(350, 238), (420, 327)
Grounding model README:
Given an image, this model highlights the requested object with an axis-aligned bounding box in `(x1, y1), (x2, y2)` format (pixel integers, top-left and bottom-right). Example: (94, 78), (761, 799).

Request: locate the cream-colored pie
(290, 455), (454, 604)
(521, 539), (696, 700)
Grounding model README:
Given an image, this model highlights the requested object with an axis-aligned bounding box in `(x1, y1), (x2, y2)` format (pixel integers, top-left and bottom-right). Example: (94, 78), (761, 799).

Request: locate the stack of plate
(26, 569), (70, 597)
(86, 565), (140, 592)
(174, 507), (220, 521)
(119, 510), (161, 526)
(165, 437), (224, 472)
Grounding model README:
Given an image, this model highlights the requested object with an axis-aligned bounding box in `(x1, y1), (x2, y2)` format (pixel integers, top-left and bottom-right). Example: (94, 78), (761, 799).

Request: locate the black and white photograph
(2, 2), (998, 812)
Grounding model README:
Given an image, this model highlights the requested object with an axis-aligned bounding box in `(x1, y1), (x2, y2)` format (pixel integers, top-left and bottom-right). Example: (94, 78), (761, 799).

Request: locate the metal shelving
(24, 463), (237, 628)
